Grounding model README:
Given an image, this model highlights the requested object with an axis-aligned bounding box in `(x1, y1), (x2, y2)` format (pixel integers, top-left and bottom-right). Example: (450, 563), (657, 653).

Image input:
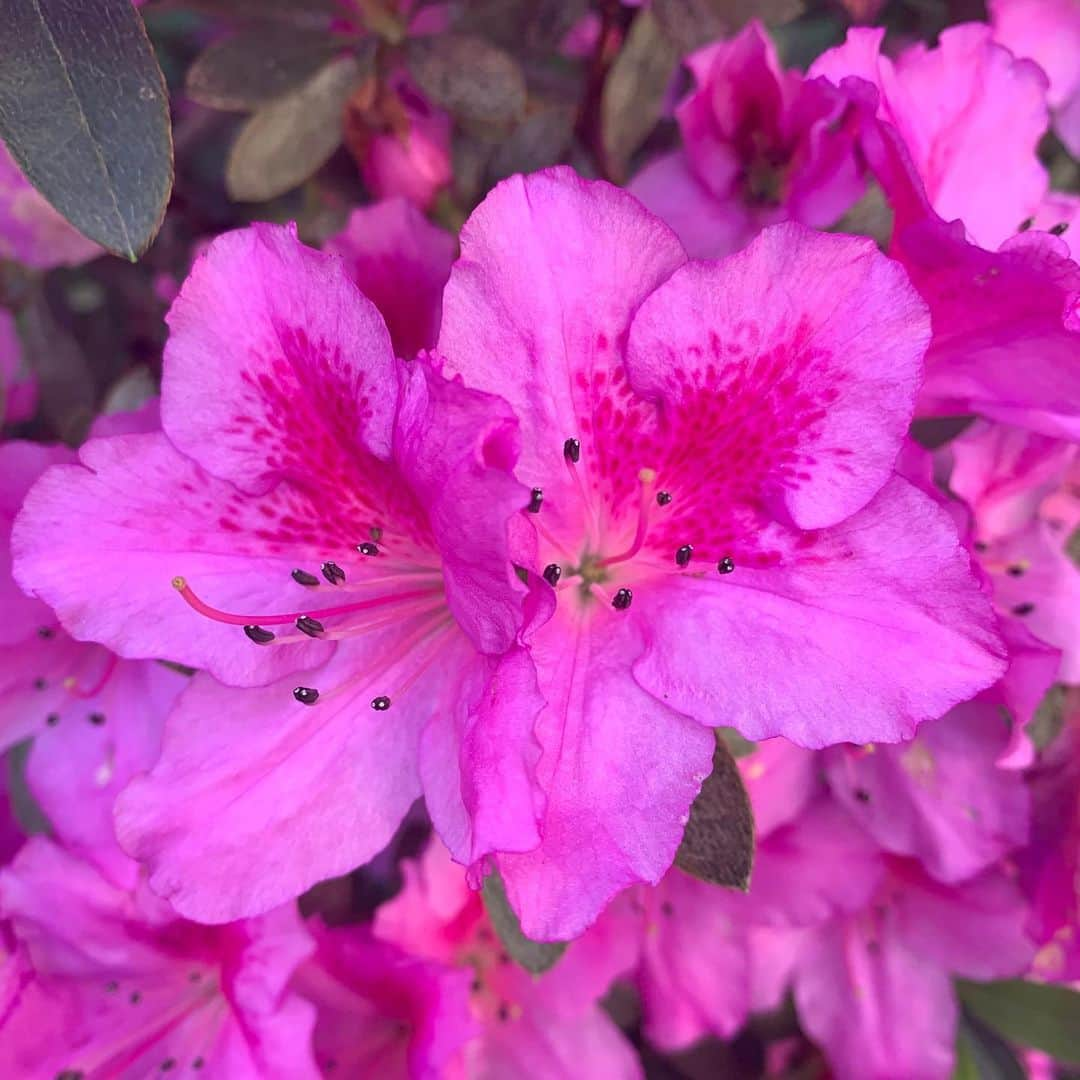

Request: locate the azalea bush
(0, 0), (1078, 1076)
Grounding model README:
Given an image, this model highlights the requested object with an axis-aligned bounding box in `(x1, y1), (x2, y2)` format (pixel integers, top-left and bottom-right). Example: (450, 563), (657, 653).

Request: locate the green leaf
(957, 978), (1080, 1064)
(0, 0), (173, 260)
(186, 27), (343, 111)
(482, 870), (567, 975)
(954, 1014), (1026, 1080)
(601, 10), (679, 183)
(405, 34), (526, 139)
(674, 734), (755, 888)
(225, 54), (362, 202)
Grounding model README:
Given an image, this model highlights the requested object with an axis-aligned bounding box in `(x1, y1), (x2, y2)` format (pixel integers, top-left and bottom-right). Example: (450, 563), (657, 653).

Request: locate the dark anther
(130, 991), (142, 1004)
(527, 487), (544, 514)
(543, 563), (562, 586)
(291, 568), (320, 587)
(321, 561), (346, 585)
(46, 713), (60, 727)
(357, 542), (379, 557)
(717, 556), (735, 574)
(1050, 222), (1070, 237)
(293, 686), (320, 705)
(1011, 602), (1035, 617)
(1019, 216), (1034, 231)
(371, 695), (391, 711)
(470, 978), (482, 993)
(88, 713), (106, 726)
(105, 980), (118, 992)
(675, 544), (693, 568)
(56, 1072), (83, 1080)
(193, 1060), (205, 1072)
(973, 540), (989, 552)
(854, 788), (871, 803)
(656, 491), (672, 506)
(244, 624), (276, 645)
(37, 627), (54, 639)
(612, 587), (633, 610)
(161, 1060), (176, 1072)
(188, 971), (202, 982)
(497, 1003), (510, 1022)
(563, 437), (581, 463)
(33, 678), (46, 690)
(661, 901), (674, 917)
(1006, 564), (1025, 577)
(296, 616), (325, 638)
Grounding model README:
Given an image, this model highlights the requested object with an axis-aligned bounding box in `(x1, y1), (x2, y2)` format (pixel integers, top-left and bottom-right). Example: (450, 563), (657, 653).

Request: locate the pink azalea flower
(789, 858), (1034, 1080)
(853, 115), (1080, 438)
(629, 21), (867, 259)
(811, 24), (1050, 250)
(1020, 694), (1080, 981)
(0, 141), (101, 270)
(944, 420), (1080, 681)
(13, 222), (543, 923)
(436, 167), (1004, 938)
(822, 702), (1030, 882)
(1029, 191), (1079, 262)
(0, 311), (36, 425)
(0, 837), (318, 1077)
(0, 437), (185, 888)
(990, 0), (1080, 157)
(352, 72), (453, 212)
(374, 840), (640, 1079)
(325, 197), (456, 359)
(292, 918), (475, 1078)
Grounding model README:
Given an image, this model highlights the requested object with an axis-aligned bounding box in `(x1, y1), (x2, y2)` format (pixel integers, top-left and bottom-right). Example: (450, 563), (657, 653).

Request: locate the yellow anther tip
(638, 467), (657, 483)
(171, 576), (187, 591)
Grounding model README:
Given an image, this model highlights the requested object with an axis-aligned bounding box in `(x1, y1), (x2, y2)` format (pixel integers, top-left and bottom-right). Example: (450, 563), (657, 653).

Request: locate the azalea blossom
(0, 435), (185, 888)
(0, 311), (36, 425)
(374, 839), (641, 1079)
(810, 23), (1050, 249)
(436, 166), (1004, 937)
(0, 837), (318, 1077)
(13, 223), (543, 923)
(630, 20), (867, 258)
(990, 0), (1080, 157)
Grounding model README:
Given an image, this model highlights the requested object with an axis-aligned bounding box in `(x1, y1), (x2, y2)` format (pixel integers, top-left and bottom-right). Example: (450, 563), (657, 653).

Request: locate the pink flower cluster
(0, 6), (1077, 1078)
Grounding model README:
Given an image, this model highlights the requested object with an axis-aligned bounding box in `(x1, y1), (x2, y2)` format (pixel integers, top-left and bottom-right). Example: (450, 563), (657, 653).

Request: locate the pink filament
(597, 469), (655, 568)
(66, 652), (119, 699)
(172, 577), (441, 627)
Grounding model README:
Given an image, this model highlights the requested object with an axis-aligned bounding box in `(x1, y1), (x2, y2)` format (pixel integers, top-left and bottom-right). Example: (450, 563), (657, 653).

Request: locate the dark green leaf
(675, 735), (755, 888)
(482, 869), (567, 974)
(405, 34), (526, 139)
(602, 10), (679, 183)
(488, 103), (575, 183)
(958, 978), (1080, 1064)
(653, 0), (803, 53)
(186, 27), (343, 111)
(454, 0), (588, 55)
(0, 0), (173, 260)
(225, 54), (362, 202)
(954, 1013), (1027, 1080)
(156, 0), (338, 27)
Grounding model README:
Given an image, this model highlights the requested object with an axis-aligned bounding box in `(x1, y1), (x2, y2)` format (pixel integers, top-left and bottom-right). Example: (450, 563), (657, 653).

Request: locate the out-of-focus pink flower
(0, 310), (36, 425)
(0, 837), (318, 1078)
(945, 421), (1080, 682)
(822, 703), (1030, 882)
(790, 857), (1033, 1080)
(840, 0), (886, 21)
(375, 841), (640, 1079)
(0, 141), (101, 270)
(293, 919), (475, 1078)
(0, 434), (185, 889)
(14, 223), (543, 924)
(349, 73), (452, 211)
(1020, 695), (1080, 981)
(436, 167), (1004, 939)
(325, 197), (456, 358)
(1030, 191), (1079, 261)
(851, 116), (1080, 439)
(630, 21), (868, 258)
(811, 24), (1050, 249)
(990, 0), (1080, 157)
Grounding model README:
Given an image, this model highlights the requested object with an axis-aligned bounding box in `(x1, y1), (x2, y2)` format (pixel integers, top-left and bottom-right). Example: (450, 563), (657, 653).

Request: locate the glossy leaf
(186, 27), (343, 111)
(225, 54), (362, 202)
(674, 735), (755, 889)
(405, 34), (526, 138)
(0, 0), (173, 260)
(957, 979), (1080, 1064)
(482, 869), (568, 974)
